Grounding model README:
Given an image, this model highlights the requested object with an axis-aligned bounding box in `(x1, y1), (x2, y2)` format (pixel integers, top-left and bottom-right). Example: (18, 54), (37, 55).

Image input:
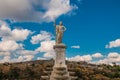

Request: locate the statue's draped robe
(56, 25), (64, 44)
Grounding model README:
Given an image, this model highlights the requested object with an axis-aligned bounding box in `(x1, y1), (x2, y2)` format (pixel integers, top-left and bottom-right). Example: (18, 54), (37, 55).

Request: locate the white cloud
(23, 55), (34, 61)
(31, 30), (55, 58)
(71, 45), (80, 49)
(35, 40), (55, 58)
(12, 50), (36, 62)
(31, 31), (54, 44)
(108, 52), (119, 58)
(43, 52), (55, 58)
(0, 40), (21, 51)
(67, 52), (120, 65)
(30, 29), (56, 58)
(0, 20), (37, 63)
(0, 21), (11, 37)
(0, 20), (32, 41)
(0, 0), (78, 22)
(92, 53), (103, 58)
(82, 55), (92, 61)
(0, 0), (41, 22)
(0, 56), (11, 63)
(97, 52), (120, 64)
(17, 50), (37, 55)
(0, 20), (31, 52)
(67, 55), (92, 62)
(0, 50), (37, 63)
(11, 29), (32, 41)
(15, 56), (25, 62)
(43, 0), (72, 21)
(106, 39), (120, 48)
(0, 52), (11, 56)
(98, 57), (120, 64)
(31, 31), (55, 58)
(36, 40), (55, 52)
(37, 57), (47, 60)
(0, 20), (57, 63)
(4, 55), (34, 63)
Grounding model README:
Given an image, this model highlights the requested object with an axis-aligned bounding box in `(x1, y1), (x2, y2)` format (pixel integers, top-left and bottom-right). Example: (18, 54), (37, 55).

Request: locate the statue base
(50, 44), (71, 80)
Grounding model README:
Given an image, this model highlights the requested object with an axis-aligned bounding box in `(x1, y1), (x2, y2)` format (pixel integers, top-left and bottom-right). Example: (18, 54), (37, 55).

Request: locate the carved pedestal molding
(50, 44), (71, 80)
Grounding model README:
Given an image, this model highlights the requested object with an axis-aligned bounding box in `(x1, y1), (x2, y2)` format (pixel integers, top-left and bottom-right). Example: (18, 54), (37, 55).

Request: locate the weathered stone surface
(53, 43), (66, 49)
(69, 72), (76, 76)
(71, 76), (78, 80)
(50, 44), (71, 80)
(43, 71), (51, 75)
(41, 76), (50, 80)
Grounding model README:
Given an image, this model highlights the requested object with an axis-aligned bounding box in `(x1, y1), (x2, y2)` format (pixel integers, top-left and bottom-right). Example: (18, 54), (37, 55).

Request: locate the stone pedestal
(50, 44), (71, 80)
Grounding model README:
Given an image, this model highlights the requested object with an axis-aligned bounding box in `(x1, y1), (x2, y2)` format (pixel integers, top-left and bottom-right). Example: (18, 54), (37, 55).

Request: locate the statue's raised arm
(54, 21), (66, 44)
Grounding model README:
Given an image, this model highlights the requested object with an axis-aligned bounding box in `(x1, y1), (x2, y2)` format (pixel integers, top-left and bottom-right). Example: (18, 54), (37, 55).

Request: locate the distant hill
(0, 60), (120, 80)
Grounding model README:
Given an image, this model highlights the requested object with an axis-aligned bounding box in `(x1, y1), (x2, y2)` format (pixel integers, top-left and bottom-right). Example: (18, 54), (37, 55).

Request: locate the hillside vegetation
(0, 60), (120, 80)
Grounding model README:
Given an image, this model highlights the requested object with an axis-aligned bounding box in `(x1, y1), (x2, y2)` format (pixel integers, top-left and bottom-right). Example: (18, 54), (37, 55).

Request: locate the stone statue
(50, 21), (71, 80)
(54, 21), (66, 44)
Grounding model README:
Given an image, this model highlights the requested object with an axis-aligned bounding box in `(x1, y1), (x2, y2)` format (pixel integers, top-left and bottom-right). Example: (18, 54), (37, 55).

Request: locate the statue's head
(59, 21), (63, 26)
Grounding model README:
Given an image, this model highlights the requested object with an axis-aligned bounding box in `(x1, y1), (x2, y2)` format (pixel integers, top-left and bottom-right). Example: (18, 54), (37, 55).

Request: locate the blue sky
(0, 0), (120, 64)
